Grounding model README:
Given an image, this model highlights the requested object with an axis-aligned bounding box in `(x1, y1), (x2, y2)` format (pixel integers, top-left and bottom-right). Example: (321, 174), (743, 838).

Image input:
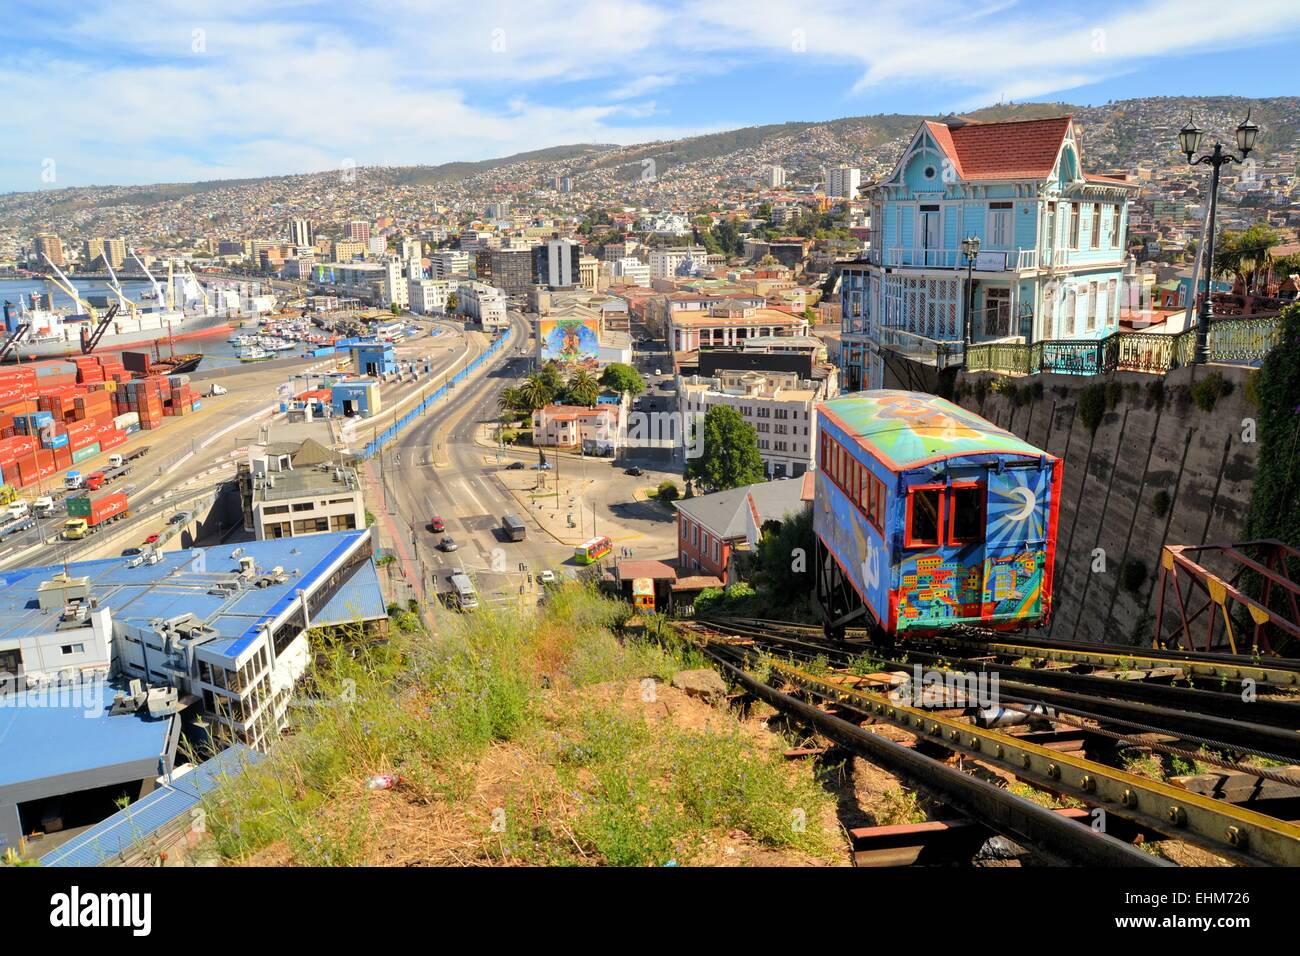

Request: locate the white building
(649, 246), (709, 280)
(542, 238), (580, 288)
(433, 249), (470, 279)
(767, 165), (786, 188)
(382, 258), (408, 309)
(827, 166), (861, 200)
(457, 280), (509, 331)
(409, 278), (454, 314)
(613, 257), (650, 286)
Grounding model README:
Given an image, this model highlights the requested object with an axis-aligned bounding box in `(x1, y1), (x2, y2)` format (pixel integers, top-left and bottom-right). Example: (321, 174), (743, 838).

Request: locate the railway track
(677, 618), (1300, 867)
(728, 616), (1300, 689)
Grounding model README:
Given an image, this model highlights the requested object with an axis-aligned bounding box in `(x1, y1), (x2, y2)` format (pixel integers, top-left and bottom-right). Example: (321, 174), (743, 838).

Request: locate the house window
(948, 485), (985, 545)
(984, 288), (1011, 338)
(1091, 203), (1102, 248)
(1063, 288), (1077, 336)
(60, 643), (85, 655)
(905, 487), (943, 548)
(988, 203), (1012, 246)
(1069, 203), (1081, 248)
(1112, 207), (1122, 248)
(1086, 281), (1099, 331)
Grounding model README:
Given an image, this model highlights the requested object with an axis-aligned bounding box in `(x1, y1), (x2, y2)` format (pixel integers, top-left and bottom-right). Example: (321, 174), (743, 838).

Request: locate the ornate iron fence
(961, 316), (1279, 378)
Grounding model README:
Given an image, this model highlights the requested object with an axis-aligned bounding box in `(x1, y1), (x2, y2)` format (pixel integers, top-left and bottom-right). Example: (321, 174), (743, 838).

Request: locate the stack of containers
(120, 377), (166, 430)
(167, 375), (196, 417)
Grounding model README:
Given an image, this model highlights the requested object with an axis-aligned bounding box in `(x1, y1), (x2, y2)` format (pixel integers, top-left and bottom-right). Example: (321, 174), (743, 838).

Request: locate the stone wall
(955, 364), (1259, 645)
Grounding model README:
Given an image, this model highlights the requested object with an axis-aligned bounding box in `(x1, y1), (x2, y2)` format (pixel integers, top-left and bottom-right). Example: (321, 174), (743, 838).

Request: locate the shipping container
(66, 489), (128, 524)
(71, 442), (101, 463)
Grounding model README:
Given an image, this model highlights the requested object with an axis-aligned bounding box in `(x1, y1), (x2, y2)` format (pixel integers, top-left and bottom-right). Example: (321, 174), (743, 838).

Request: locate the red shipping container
(99, 429), (127, 451)
(53, 446), (72, 470)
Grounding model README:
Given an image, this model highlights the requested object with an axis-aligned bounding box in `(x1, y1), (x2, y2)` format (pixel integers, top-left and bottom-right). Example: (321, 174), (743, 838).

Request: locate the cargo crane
(129, 247), (167, 305)
(103, 259), (142, 320)
(41, 253), (99, 323)
(79, 302), (120, 354)
(0, 301), (30, 362)
(180, 260), (210, 313)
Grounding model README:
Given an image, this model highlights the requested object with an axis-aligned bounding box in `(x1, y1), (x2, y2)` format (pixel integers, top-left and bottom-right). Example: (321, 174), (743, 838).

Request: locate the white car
(537, 570), (556, 585)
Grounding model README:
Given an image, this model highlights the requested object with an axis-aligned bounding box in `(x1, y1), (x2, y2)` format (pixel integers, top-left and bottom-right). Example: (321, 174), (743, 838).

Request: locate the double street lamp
(1179, 110), (1260, 364)
(961, 235), (980, 353)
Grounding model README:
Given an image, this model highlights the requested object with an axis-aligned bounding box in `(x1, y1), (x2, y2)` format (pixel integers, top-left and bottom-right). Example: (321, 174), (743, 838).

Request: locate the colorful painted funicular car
(813, 391), (1062, 641)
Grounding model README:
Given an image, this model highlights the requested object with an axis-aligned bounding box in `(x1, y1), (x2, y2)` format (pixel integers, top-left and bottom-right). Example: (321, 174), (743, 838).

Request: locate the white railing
(885, 248), (961, 269)
(1016, 249), (1038, 270)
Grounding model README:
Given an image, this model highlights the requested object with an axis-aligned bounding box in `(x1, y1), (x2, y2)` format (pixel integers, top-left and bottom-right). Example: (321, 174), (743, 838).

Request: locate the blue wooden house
(840, 115), (1138, 390)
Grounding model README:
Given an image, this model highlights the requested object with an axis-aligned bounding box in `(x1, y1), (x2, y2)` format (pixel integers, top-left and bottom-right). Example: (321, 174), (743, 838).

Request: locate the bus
(449, 572), (479, 611)
(502, 514), (527, 542)
(573, 535), (613, 565)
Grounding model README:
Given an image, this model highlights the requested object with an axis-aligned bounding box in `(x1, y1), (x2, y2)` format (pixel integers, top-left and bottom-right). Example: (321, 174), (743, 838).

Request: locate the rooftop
(924, 115), (1074, 181)
(0, 680), (176, 790)
(674, 478), (808, 540)
(255, 463), (361, 502)
(819, 391), (1052, 471)
(0, 530), (378, 663)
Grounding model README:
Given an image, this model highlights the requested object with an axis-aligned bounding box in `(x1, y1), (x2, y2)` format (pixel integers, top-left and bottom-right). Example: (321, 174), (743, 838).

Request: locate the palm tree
(518, 374), (554, 412)
(566, 369), (600, 407)
(497, 385), (525, 420)
(1213, 224), (1279, 295)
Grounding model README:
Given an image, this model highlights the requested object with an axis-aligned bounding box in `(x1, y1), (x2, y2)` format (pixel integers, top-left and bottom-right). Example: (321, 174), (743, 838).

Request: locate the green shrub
(656, 480), (679, 502)
(1190, 371), (1230, 412)
(1077, 384), (1108, 433)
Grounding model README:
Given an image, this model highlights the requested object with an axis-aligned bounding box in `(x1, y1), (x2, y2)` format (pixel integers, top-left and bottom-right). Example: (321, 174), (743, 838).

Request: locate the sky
(2, 0), (1299, 193)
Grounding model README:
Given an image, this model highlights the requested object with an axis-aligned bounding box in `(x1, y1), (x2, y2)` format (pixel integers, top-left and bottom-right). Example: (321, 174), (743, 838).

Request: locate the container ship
(2, 251), (277, 364)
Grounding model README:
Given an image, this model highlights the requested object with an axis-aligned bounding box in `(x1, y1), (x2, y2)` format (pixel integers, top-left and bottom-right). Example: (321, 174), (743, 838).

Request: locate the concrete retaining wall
(957, 363), (1259, 645)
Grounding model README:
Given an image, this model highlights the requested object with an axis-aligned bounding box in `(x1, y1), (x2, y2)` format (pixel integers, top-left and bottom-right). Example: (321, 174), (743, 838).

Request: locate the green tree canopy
(1244, 303), (1300, 552)
(598, 362), (645, 397)
(1213, 224), (1280, 293)
(518, 373), (556, 412)
(684, 405), (766, 493)
(565, 369), (600, 407)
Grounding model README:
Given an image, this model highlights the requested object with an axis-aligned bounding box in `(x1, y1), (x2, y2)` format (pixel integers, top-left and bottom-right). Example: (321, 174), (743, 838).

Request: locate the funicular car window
(907, 487), (943, 547)
(948, 485), (985, 544)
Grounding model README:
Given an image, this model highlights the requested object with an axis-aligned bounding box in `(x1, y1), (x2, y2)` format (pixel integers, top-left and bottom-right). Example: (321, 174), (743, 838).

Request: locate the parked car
(439, 536), (458, 552)
(168, 510), (192, 525)
(532, 461), (552, 470)
(538, 569), (556, 585)
(121, 547), (143, 557)
(624, 466), (644, 476)
(144, 533), (161, 545)
(506, 461), (526, 470)
(430, 516), (445, 532)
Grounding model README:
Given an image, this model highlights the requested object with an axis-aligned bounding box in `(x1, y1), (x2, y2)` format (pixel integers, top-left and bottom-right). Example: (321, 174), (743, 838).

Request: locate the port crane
(0, 301), (31, 362)
(129, 248), (168, 306)
(41, 253), (99, 323)
(80, 303), (121, 354)
(103, 259), (142, 320)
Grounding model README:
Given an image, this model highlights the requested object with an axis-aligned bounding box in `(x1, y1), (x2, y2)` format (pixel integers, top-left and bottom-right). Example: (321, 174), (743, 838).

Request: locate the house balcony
(881, 247), (1042, 272)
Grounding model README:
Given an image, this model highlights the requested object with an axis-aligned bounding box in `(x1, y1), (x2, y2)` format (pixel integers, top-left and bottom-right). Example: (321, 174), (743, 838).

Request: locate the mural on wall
(896, 549), (1044, 628)
(539, 318), (600, 369)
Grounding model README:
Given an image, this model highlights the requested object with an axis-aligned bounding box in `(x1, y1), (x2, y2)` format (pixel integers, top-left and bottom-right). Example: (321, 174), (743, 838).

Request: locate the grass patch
(203, 583), (838, 866)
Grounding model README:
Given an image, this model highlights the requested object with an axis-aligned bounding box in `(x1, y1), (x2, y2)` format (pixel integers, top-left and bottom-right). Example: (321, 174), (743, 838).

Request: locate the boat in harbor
(2, 251), (277, 363)
(239, 345), (273, 362)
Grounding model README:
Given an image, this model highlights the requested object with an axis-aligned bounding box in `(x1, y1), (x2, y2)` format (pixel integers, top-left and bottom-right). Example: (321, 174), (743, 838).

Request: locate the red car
(430, 517), (445, 533)
(144, 533), (161, 545)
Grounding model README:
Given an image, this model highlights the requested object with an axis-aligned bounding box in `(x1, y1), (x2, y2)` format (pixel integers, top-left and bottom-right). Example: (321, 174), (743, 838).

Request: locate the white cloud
(2, 0), (1298, 190)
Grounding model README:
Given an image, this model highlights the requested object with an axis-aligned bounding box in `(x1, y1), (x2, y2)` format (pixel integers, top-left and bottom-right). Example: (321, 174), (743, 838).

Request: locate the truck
(85, 465), (130, 491)
(62, 489), (129, 539)
(65, 470), (84, 491)
(0, 485), (17, 507)
(502, 513), (527, 542)
(108, 446), (150, 470)
(31, 496), (56, 518)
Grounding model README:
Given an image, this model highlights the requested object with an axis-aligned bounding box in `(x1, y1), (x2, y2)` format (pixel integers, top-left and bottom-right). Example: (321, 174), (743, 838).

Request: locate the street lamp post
(960, 236), (980, 358)
(1180, 110), (1259, 364)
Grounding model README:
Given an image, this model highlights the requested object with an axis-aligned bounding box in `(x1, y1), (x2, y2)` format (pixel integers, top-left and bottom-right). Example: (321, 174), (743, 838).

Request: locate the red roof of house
(924, 116), (1073, 181)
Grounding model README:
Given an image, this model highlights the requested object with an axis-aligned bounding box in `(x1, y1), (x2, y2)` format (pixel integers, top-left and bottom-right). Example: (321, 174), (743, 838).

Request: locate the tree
(756, 507), (814, 601)
(446, 292), (458, 312)
(497, 385), (526, 420)
(1244, 303), (1300, 552)
(518, 374), (555, 412)
(1213, 224), (1279, 293)
(565, 369), (600, 407)
(684, 405), (766, 493)
(390, 302), (401, 315)
(598, 362), (645, 398)
(538, 360), (565, 394)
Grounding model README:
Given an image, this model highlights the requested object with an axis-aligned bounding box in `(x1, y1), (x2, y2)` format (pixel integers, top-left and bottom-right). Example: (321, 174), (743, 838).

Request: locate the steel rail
(699, 645), (1169, 868)
(748, 654), (1300, 867)
(718, 616), (1300, 688)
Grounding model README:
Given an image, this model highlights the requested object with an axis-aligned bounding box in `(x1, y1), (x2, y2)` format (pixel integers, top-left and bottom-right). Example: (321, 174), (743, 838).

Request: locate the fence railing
(360, 328), (511, 459)
(965, 315), (1280, 377)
